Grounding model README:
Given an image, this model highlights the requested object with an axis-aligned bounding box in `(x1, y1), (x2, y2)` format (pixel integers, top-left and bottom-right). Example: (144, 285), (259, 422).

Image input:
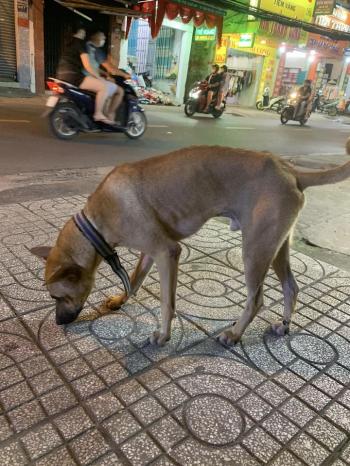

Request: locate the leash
(73, 210), (131, 296)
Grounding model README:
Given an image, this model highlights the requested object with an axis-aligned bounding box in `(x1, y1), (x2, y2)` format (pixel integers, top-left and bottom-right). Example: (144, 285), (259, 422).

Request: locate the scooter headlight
(189, 89), (201, 98)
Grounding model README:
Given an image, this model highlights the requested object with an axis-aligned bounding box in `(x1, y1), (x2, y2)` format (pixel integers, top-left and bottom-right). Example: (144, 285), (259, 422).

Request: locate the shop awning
(53, 0), (142, 17)
(199, 0), (350, 41)
(126, 0), (225, 43)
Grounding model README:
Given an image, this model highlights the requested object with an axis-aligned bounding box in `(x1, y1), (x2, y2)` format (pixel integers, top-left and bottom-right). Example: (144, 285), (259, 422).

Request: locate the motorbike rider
(215, 65), (230, 110)
(56, 23), (116, 126)
(294, 79), (313, 119)
(204, 64), (222, 113)
(85, 30), (130, 122)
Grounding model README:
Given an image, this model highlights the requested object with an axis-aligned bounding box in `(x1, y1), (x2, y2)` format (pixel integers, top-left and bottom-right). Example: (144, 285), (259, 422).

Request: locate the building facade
(0, 0), (44, 93)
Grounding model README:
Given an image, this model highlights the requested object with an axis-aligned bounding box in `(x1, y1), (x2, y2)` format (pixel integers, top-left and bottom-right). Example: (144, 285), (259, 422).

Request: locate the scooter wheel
(184, 100), (197, 117)
(125, 112), (147, 139)
(212, 108), (224, 118)
(49, 103), (80, 140)
(280, 109), (289, 125)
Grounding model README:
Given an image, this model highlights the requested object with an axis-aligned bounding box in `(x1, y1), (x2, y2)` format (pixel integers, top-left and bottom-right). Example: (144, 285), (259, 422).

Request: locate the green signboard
(195, 27), (216, 41)
(238, 33), (255, 47)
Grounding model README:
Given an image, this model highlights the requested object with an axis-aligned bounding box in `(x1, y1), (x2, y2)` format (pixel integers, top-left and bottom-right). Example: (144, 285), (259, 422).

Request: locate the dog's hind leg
(105, 253), (154, 311)
(149, 243), (181, 346)
(218, 206), (298, 345)
(271, 238), (299, 336)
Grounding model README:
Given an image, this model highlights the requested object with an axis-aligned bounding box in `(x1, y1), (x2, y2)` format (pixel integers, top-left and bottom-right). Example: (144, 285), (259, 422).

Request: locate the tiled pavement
(0, 196), (350, 466)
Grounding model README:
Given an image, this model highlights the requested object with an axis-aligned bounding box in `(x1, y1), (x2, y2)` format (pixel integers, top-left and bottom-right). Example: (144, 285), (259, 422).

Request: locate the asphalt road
(0, 98), (349, 271)
(0, 99), (349, 175)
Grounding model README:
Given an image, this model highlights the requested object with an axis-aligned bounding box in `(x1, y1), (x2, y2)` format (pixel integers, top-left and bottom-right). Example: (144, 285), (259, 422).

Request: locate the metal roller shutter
(0, 0), (17, 80)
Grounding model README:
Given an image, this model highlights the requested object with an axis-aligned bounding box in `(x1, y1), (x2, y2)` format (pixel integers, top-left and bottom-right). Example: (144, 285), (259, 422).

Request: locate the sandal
(94, 118), (117, 126)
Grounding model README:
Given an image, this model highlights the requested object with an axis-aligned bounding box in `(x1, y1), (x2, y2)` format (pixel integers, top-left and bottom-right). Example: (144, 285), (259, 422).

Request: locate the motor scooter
(184, 81), (225, 118)
(45, 76), (147, 140)
(280, 91), (310, 126)
(256, 95), (285, 112)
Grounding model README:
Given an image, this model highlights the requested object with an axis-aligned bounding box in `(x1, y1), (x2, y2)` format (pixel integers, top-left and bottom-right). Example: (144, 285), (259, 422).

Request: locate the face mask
(99, 38), (106, 47)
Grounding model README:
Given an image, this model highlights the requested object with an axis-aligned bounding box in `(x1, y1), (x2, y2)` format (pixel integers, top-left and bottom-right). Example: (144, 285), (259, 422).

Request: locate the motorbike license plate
(46, 96), (59, 108)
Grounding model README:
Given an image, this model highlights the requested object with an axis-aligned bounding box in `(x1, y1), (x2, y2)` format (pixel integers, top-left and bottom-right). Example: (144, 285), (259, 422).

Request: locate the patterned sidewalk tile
(0, 197), (349, 465)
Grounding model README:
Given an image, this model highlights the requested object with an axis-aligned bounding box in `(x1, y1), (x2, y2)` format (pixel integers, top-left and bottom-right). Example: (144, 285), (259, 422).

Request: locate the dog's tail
(294, 140), (350, 190)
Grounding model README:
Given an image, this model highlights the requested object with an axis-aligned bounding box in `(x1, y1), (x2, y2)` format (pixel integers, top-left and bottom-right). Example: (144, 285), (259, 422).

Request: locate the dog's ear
(30, 246), (52, 261)
(47, 264), (83, 285)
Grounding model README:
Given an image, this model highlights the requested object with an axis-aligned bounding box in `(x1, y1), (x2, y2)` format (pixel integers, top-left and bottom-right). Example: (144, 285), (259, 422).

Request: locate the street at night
(1, 100), (349, 175)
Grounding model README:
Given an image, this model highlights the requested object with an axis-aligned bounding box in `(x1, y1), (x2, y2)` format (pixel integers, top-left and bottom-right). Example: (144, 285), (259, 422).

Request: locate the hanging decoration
(125, 0), (223, 44)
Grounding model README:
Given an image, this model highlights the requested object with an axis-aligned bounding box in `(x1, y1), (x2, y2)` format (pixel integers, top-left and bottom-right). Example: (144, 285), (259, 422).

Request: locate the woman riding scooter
(56, 23), (116, 126)
(203, 64), (222, 113)
(85, 30), (130, 122)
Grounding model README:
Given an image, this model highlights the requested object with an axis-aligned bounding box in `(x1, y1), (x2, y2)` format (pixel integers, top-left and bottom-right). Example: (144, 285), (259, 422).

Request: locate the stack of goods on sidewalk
(129, 70), (177, 106)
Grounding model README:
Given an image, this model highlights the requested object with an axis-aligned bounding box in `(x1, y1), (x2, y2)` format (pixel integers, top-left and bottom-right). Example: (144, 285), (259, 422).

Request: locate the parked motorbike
(324, 98), (350, 117)
(45, 76), (147, 140)
(256, 95), (285, 113)
(138, 71), (153, 88)
(280, 91), (310, 126)
(312, 93), (339, 114)
(184, 81), (225, 118)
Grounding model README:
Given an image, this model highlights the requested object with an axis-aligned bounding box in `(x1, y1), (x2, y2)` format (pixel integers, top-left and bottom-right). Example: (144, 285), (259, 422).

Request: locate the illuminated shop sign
(238, 33), (255, 47)
(194, 27), (216, 41)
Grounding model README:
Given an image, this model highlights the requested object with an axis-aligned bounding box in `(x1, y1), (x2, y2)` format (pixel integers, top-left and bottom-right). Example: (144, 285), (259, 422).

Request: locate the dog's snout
(55, 305), (81, 325)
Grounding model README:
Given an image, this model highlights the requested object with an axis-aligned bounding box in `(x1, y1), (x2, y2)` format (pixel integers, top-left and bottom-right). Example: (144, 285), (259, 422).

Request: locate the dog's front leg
(105, 253), (154, 310)
(149, 244), (181, 346)
(218, 238), (271, 345)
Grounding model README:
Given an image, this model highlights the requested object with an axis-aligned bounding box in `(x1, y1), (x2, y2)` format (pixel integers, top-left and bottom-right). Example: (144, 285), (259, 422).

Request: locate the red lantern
(180, 6), (194, 24)
(166, 2), (179, 20)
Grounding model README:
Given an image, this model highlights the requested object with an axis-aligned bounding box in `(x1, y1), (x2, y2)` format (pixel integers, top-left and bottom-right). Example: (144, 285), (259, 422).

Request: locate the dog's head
(31, 245), (94, 325)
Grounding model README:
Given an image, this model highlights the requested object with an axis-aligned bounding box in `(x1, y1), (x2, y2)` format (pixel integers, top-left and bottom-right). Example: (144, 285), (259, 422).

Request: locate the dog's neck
(65, 218), (102, 272)
(84, 201), (121, 249)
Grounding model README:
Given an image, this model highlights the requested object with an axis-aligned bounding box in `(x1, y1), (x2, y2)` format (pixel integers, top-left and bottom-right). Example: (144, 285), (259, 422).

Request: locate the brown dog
(32, 145), (350, 346)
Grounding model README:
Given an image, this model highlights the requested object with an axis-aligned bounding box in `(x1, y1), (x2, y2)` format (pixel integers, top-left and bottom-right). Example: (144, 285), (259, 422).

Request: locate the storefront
(307, 4), (350, 96)
(125, 0), (225, 104)
(215, 33), (278, 106)
(0, 0), (38, 90)
(0, 0), (17, 82)
(127, 17), (193, 104)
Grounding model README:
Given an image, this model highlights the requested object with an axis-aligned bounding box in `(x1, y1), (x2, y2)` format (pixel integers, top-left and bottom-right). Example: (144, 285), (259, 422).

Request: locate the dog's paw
(271, 321), (290, 336)
(104, 295), (125, 311)
(217, 330), (240, 346)
(149, 331), (170, 346)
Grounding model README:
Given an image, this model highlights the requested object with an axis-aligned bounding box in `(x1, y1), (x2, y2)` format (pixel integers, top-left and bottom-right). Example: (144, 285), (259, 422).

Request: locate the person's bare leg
(106, 88), (124, 121)
(215, 91), (223, 110)
(80, 77), (114, 124)
(204, 91), (213, 112)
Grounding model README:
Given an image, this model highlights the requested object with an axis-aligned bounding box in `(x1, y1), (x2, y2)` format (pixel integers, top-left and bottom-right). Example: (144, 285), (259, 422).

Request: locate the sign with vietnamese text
(314, 0), (335, 15)
(17, 0), (29, 28)
(315, 5), (350, 33)
(307, 33), (347, 57)
(259, 0), (316, 23)
(238, 33), (255, 47)
(194, 27), (216, 41)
